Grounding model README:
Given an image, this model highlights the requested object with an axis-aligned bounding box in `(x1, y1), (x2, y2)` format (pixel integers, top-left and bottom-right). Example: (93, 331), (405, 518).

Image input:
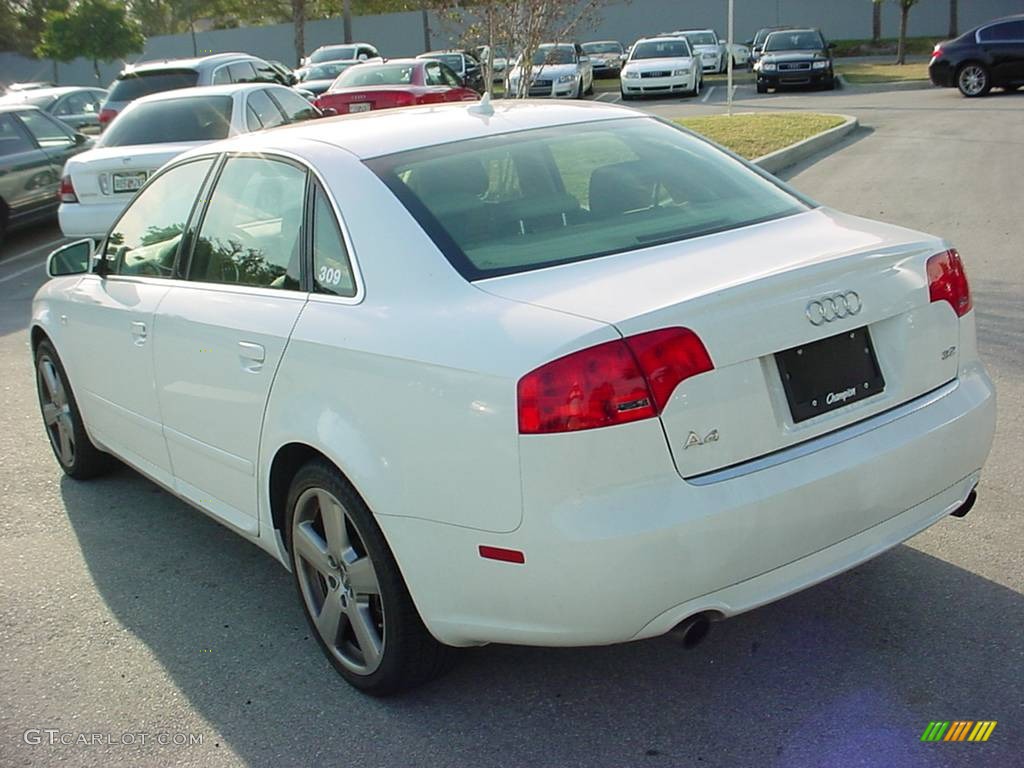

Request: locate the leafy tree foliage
(35, 0), (145, 79)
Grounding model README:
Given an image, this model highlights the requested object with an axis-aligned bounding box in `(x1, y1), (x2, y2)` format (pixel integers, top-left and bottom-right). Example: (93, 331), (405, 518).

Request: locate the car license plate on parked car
(112, 172), (147, 193)
(349, 103), (372, 113)
(775, 327), (885, 423)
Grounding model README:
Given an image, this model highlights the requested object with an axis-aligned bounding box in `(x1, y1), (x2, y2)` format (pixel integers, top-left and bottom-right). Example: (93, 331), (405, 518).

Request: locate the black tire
(585, 78), (594, 96)
(620, 89), (635, 101)
(286, 458), (457, 695)
(34, 339), (113, 480)
(957, 62), (991, 97)
(756, 82), (768, 94)
(823, 76), (836, 91)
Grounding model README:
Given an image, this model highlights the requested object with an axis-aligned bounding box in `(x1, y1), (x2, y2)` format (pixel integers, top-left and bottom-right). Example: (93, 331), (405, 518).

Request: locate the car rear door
(61, 157), (217, 485)
(0, 112), (54, 218)
(979, 20), (1024, 82)
(15, 109), (83, 193)
(151, 153), (310, 533)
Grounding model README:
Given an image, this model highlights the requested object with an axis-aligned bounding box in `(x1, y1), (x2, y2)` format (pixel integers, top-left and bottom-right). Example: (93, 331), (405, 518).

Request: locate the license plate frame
(775, 327), (885, 423)
(111, 172), (147, 193)
(348, 102), (372, 113)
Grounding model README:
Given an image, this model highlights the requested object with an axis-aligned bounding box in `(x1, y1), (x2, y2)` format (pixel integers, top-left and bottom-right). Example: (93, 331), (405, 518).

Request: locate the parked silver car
(0, 87), (107, 133)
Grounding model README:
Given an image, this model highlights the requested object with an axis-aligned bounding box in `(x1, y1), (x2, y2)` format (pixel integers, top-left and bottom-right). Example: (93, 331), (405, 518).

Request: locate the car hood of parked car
(759, 50), (829, 63)
(509, 62), (579, 79)
(626, 56), (696, 72)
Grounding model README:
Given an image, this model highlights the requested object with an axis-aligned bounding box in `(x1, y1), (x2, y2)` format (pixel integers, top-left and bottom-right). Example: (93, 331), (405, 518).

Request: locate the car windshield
(310, 46), (356, 63)
(370, 117), (809, 280)
(582, 42), (622, 54)
(684, 32), (717, 46)
(334, 64), (414, 87)
(98, 95), (233, 147)
(305, 62), (353, 80)
(631, 40), (691, 59)
(753, 29), (777, 47)
(764, 31), (824, 51)
(532, 46), (575, 65)
(107, 70), (199, 102)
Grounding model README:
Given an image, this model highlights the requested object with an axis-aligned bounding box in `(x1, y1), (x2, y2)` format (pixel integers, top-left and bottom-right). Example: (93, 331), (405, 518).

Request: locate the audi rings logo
(806, 291), (862, 326)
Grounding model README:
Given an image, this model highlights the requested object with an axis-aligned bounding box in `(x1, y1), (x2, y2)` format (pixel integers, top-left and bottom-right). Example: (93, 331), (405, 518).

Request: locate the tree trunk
(948, 0), (958, 38)
(421, 8), (430, 53)
(343, 0), (352, 44)
(897, 3), (909, 65)
(293, 0), (305, 67)
(872, 2), (881, 44)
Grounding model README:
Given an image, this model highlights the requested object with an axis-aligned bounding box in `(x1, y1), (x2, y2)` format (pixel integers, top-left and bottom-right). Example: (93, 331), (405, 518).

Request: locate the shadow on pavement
(59, 467), (1023, 767)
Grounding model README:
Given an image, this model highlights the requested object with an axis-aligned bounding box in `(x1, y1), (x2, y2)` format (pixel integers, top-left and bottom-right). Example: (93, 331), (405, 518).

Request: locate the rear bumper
(929, 60), (956, 87)
(382, 365), (995, 647)
(58, 200), (126, 239)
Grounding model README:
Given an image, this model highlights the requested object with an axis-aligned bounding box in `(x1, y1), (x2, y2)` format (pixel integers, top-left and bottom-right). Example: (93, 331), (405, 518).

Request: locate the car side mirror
(358, 53), (368, 61)
(74, 132), (89, 146)
(47, 239), (95, 277)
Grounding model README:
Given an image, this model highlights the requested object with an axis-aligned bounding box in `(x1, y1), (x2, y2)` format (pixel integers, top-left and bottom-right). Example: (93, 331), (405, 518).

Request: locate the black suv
(755, 28), (835, 93)
(929, 15), (1024, 97)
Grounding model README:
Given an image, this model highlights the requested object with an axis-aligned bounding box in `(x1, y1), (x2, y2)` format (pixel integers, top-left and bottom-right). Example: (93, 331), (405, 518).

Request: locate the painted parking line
(595, 92), (620, 103)
(0, 257), (47, 285)
(0, 236), (68, 267)
(701, 86), (716, 103)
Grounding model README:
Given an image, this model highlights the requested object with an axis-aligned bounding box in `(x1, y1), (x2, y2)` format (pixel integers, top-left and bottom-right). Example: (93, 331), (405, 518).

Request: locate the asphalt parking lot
(0, 85), (1021, 768)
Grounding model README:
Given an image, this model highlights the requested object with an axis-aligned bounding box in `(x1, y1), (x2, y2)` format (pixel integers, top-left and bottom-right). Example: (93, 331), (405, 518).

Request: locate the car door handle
(130, 321), (147, 345)
(238, 341), (265, 373)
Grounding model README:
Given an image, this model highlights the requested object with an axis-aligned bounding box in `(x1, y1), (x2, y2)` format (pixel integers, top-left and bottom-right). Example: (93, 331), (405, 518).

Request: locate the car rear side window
(0, 113), (35, 155)
(246, 90), (286, 130)
(105, 158), (216, 278)
(188, 156), (307, 290)
(269, 88), (320, 122)
(979, 20), (1024, 42)
(311, 183), (356, 297)
(98, 95), (233, 147)
(369, 117), (809, 280)
(107, 70), (199, 101)
(17, 109), (75, 148)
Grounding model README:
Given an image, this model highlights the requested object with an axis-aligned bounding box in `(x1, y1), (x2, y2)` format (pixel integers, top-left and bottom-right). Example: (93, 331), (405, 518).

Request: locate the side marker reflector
(478, 545), (525, 564)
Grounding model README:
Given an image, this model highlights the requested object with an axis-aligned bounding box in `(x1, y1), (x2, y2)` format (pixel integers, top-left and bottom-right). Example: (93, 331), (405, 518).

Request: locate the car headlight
(761, 62), (777, 71)
(702, 52), (715, 59)
(672, 68), (690, 76)
(623, 69), (640, 79)
(557, 73), (577, 83)
(812, 60), (829, 70)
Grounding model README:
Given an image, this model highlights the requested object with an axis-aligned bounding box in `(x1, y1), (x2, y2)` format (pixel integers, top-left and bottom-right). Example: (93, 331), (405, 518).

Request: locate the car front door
(14, 109), (83, 197)
(62, 157), (217, 486)
(151, 154), (309, 533)
(0, 112), (54, 220)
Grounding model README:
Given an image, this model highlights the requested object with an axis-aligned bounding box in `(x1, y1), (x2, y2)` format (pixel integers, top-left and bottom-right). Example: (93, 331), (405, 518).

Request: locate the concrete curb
(836, 74), (933, 92)
(754, 114), (859, 174)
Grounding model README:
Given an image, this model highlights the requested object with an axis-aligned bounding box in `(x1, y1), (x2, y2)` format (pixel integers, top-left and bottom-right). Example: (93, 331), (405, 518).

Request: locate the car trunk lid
(479, 208), (961, 479)
(64, 142), (205, 205)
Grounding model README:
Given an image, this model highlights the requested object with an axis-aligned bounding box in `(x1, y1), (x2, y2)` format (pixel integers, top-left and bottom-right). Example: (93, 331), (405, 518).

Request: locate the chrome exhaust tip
(670, 613), (712, 649)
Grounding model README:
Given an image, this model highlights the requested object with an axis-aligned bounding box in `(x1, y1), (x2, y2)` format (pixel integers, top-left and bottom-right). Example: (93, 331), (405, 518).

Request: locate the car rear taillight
(931, 44), (943, 60)
(59, 175), (77, 203)
(927, 249), (972, 317)
(517, 328), (714, 434)
(98, 107), (117, 129)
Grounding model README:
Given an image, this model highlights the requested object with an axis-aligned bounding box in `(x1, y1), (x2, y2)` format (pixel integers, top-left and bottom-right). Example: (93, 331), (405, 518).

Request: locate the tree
(35, 0), (145, 81)
(292, 0), (306, 66)
(894, 0), (920, 65)
(948, 0), (958, 38)
(871, 0), (882, 44)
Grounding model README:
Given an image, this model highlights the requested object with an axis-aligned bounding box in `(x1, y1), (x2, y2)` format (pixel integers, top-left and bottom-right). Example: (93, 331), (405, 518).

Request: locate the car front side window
(104, 158), (216, 278)
(17, 109), (75, 148)
(188, 155), (307, 290)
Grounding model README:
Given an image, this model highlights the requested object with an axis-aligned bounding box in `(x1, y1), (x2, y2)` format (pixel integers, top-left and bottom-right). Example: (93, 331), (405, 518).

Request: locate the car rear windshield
(98, 95), (233, 147)
(311, 46), (356, 63)
(632, 40), (691, 59)
(335, 64), (413, 87)
(583, 42), (623, 54)
(764, 31), (824, 51)
(107, 70), (199, 102)
(684, 32), (717, 46)
(429, 54), (464, 72)
(368, 117), (810, 280)
(306, 62), (353, 80)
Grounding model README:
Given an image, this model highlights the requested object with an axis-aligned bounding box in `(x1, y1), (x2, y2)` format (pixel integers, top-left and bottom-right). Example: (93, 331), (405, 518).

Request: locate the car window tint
(979, 20), (1024, 41)
(424, 62), (444, 86)
(252, 60), (279, 83)
(0, 113), (35, 155)
(98, 96), (233, 147)
(371, 117), (808, 280)
(228, 62), (259, 83)
(269, 87), (319, 122)
(212, 67), (231, 85)
(336, 64), (414, 87)
(246, 104), (263, 132)
(246, 90), (286, 129)
(107, 70), (199, 101)
(105, 158), (215, 278)
(311, 184), (356, 297)
(17, 109), (74, 147)
(189, 156), (307, 290)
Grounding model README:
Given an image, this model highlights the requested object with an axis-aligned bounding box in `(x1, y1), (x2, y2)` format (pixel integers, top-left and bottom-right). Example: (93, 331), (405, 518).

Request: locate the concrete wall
(2, 0), (1022, 88)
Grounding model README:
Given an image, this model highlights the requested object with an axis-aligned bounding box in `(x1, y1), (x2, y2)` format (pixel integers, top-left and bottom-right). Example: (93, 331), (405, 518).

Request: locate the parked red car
(313, 58), (479, 114)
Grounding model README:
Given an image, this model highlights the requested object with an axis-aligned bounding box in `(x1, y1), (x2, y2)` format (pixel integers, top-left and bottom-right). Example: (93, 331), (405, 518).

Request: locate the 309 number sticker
(317, 265), (345, 286)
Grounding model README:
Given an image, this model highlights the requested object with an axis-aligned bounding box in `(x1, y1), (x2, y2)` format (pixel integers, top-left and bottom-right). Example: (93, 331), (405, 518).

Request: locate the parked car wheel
(620, 89), (635, 100)
(35, 339), (113, 479)
(957, 62), (991, 97)
(823, 77), (836, 91)
(756, 82), (768, 94)
(287, 458), (457, 695)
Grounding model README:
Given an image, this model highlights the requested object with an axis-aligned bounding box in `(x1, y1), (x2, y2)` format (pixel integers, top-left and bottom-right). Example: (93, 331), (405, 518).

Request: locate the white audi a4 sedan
(32, 101), (995, 695)
(620, 36), (702, 99)
(58, 83), (321, 239)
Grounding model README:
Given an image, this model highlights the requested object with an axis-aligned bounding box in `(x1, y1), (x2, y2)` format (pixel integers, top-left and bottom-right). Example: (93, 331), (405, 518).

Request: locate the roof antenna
(468, 92), (494, 117)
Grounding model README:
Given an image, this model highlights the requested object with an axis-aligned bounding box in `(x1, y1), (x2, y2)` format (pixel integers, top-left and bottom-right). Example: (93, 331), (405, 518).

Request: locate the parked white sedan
(621, 36), (701, 99)
(506, 43), (594, 98)
(58, 83), (320, 239)
(33, 101), (995, 695)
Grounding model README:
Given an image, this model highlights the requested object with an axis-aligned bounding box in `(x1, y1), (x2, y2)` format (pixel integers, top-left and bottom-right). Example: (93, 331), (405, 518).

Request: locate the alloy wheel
(959, 65), (987, 96)
(38, 355), (75, 467)
(292, 487), (385, 676)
